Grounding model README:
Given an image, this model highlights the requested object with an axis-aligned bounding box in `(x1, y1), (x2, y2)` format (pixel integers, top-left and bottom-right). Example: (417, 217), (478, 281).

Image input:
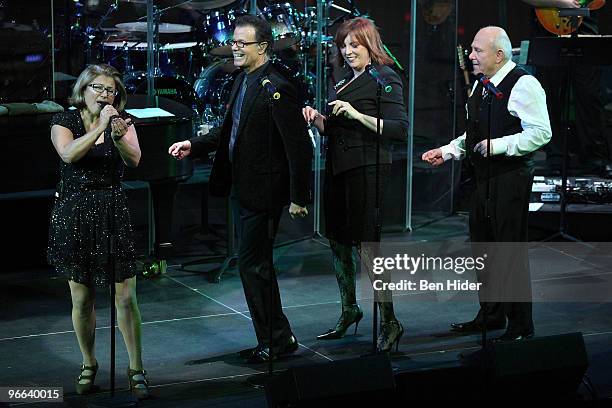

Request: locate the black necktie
(229, 76), (248, 162)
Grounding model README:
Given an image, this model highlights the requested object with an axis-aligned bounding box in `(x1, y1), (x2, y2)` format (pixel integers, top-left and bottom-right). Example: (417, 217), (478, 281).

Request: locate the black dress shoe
(243, 335), (299, 364)
(491, 330), (534, 343)
(450, 320), (505, 333)
(238, 346), (258, 359)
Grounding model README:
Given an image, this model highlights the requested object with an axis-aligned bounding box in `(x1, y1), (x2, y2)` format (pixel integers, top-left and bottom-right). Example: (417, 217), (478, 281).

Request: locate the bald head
(482, 26), (512, 62)
(469, 26), (513, 77)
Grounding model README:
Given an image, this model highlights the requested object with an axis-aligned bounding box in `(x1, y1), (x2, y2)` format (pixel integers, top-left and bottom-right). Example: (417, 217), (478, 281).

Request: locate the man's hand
(421, 148), (445, 167)
(473, 139), (506, 157)
(289, 203), (308, 219)
(168, 140), (192, 160)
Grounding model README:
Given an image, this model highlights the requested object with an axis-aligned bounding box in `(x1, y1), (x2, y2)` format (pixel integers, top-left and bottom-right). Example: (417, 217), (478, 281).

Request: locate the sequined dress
(47, 110), (138, 287)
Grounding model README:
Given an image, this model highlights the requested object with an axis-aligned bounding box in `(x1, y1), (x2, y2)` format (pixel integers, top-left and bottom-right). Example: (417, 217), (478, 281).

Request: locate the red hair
(334, 17), (393, 67)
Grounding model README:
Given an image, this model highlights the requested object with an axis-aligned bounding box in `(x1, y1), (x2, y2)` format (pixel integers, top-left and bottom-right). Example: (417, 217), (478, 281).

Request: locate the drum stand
(273, 0), (331, 251)
(180, 197), (238, 283)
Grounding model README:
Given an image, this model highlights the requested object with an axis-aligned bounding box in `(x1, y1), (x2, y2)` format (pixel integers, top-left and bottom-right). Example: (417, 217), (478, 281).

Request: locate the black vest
(466, 66), (533, 178)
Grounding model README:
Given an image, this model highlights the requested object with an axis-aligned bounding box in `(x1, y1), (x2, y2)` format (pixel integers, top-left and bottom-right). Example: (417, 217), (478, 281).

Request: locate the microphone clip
(365, 64), (392, 93)
(261, 77), (281, 100)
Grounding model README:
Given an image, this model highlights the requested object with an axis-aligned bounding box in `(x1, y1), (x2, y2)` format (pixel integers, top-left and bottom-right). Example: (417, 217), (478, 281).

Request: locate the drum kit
(77, 0), (320, 126)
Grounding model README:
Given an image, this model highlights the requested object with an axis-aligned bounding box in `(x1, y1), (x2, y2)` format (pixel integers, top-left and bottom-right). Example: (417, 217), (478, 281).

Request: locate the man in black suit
(168, 15), (312, 362)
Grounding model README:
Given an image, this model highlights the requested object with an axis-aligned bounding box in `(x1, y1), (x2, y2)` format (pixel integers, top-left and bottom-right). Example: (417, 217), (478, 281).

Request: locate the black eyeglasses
(88, 83), (118, 96)
(226, 40), (265, 48)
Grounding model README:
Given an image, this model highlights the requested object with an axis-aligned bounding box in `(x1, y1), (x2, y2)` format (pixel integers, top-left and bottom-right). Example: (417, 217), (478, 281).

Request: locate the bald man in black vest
(422, 26), (552, 342)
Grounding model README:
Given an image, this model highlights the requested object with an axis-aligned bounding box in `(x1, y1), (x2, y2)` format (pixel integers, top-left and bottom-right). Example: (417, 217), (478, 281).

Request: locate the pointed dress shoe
(377, 320), (404, 353)
(450, 319), (505, 334)
(243, 335), (299, 364)
(317, 305), (363, 340)
(491, 330), (534, 343)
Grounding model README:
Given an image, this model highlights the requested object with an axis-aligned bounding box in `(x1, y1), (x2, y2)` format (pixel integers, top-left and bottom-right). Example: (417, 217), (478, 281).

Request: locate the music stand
(526, 22), (612, 242)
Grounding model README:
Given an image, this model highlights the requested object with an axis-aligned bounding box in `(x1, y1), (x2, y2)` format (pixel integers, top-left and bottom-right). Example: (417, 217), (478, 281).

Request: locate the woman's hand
(302, 106), (320, 123)
(328, 100), (362, 121)
(99, 104), (118, 129)
(302, 105), (326, 132)
(111, 117), (132, 140)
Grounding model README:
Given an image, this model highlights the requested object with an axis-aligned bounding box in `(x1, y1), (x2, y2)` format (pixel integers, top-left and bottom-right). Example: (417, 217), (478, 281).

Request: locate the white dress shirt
(440, 60), (551, 161)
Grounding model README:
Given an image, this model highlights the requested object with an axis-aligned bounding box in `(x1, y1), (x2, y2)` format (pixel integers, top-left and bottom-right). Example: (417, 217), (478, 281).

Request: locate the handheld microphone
(476, 73), (504, 100)
(98, 101), (120, 121)
(365, 64), (392, 93)
(261, 77), (281, 100)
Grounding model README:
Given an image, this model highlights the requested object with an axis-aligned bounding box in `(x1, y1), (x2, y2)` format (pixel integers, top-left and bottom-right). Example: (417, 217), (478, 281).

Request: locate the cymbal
(103, 33), (145, 42)
(209, 38), (294, 58)
(115, 21), (193, 33)
(209, 45), (232, 57)
(181, 0), (237, 10)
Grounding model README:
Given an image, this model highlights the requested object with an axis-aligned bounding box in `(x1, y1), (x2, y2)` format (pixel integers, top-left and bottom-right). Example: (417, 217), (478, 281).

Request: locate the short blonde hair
(69, 64), (127, 111)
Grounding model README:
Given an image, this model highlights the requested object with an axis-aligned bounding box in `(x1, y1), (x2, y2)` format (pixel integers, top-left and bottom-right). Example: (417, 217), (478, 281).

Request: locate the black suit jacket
(189, 62), (312, 211)
(324, 65), (409, 175)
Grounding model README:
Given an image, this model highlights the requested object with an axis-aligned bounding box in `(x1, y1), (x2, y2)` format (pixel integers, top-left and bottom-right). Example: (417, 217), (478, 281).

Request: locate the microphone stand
(372, 82), (382, 354)
(481, 91), (494, 352)
(88, 124), (137, 408)
(247, 87), (278, 388)
(266, 93), (275, 378)
(461, 87), (496, 392)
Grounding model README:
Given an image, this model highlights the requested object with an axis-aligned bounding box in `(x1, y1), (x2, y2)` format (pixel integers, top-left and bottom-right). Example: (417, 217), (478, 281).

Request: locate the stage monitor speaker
(485, 332), (589, 398)
(265, 354), (395, 408)
(394, 365), (481, 402)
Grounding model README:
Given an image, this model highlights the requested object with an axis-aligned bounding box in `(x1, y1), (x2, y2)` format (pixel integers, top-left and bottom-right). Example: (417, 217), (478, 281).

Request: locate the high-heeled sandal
(127, 368), (150, 400)
(377, 320), (404, 353)
(75, 361), (98, 395)
(317, 305), (364, 340)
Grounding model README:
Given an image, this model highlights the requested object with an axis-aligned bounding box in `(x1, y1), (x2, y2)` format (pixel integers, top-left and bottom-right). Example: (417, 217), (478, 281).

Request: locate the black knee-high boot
(376, 301), (403, 352)
(316, 240), (363, 340)
(358, 244), (404, 352)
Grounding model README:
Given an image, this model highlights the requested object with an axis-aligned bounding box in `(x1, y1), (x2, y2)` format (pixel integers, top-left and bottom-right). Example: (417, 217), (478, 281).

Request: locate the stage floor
(1, 215), (612, 407)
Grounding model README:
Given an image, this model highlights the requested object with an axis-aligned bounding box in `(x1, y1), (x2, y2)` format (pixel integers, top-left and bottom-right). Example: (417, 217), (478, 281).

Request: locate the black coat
(324, 65), (409, 175)
(190, 62), (313, 211)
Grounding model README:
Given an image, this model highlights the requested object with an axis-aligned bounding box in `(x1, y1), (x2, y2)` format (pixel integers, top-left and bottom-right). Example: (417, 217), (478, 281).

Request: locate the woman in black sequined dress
(48, 64), (148, 399)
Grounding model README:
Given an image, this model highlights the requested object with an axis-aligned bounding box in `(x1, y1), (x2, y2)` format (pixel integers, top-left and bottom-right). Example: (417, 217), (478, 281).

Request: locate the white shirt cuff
(439, 144), (457, 161)
(491, 138), (508, 156)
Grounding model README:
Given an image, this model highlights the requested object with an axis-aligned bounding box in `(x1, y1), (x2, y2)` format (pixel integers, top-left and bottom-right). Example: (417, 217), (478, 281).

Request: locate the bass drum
(193, 59), (240, 127)
(124, 73), (199, 114)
